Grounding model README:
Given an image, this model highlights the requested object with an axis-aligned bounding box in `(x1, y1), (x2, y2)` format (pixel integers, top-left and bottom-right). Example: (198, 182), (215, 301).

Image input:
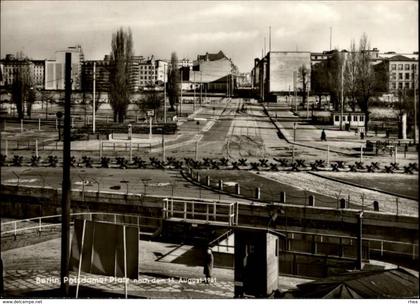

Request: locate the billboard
(69, 219), (139, 280)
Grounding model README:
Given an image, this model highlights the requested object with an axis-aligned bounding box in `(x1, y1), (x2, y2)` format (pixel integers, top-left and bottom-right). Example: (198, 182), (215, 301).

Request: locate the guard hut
(332, 111), (366, 132)
(234, 227), (286, 298)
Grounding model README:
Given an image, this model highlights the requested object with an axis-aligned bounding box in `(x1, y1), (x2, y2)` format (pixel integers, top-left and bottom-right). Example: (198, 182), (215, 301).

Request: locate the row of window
(334, 115), (365, 122)
(390, 82), (415, 90)
(391, 63), (417, 71)
(140, 76), (157, 80)
(391, 72), (416, 80)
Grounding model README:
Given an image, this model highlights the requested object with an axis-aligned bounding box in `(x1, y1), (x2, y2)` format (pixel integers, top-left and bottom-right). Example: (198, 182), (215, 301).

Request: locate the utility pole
(200, 71), (203, 105)
(414, 73), (418, 144)
(264, 36), (266, 56)
(193, 72), (196, 111)
(180, 69), (183, 116)
(340, 54), (345, 131)
(61, 52), (72, 296)
(93, 61), (96, 133)
(329, 27), (332, 51)
(161, 128), (165, 162)
(164, 64), (167, 123)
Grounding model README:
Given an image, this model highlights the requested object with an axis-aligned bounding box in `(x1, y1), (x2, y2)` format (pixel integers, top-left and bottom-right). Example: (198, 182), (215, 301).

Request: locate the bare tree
(298, 64), (309, 106)
(344, 40), (358, 111)
(109, 27), (133, 123)
(355, 33), (376, 133)
(11, 55), (33, 119)
(167, 52), (180, 111)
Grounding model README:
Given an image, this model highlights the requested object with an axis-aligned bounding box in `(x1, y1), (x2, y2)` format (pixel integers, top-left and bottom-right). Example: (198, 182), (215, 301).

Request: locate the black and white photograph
(0, 0), (418, 301)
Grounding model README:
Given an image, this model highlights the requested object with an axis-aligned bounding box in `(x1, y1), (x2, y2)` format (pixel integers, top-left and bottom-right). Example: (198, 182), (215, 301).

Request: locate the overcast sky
(1, 1), (418, 72)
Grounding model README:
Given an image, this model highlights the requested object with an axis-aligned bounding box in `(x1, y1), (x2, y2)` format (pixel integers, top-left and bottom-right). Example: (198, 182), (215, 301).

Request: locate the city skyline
(1, 0), (418, 72)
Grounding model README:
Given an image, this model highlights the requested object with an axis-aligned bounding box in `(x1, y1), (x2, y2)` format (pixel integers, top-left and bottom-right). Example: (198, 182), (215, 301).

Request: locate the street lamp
(195, 121), (200, 161)
(56, 111), (63, 141)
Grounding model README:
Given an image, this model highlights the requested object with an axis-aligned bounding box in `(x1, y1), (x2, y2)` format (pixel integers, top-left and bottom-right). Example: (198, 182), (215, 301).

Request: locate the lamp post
(195, 120), (200, 161)
(56, 111), (63, 141)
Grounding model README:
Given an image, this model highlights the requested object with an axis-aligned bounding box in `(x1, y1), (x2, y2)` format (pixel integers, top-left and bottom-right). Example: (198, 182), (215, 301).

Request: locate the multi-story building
(45, 45), (84, 90)
(31, 60), (45, 88)
(138, 56), (168, 88)
(156, 60), (168, 85)
(252, 51), (311, 102)
(81, 58), (111, 92)
(190, 51), (237, 93)
(0, 54), (45, 89)
(377, 55), (418, 93)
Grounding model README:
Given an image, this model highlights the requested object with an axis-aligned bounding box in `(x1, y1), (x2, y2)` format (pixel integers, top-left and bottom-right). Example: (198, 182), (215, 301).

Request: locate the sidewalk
(265, 105), (418, 162)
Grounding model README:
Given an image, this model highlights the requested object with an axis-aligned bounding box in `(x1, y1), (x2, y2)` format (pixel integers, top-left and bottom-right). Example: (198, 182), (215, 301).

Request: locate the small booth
(332, 112), (366, 131)
(234, 227), (286, 298)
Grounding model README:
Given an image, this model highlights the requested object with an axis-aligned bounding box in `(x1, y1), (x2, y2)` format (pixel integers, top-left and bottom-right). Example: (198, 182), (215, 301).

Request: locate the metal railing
(208, 227), (418, 261)
(162, 198), (238, 226)
(1, 212), (161, 238)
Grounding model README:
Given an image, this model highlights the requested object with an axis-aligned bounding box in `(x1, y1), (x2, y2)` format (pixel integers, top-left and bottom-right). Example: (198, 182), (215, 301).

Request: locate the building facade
(381, 55), (418, 93)
(252, 51), (311, 101)
(189, 51), (237, 93)
(0, 54), (45, 89)
(45, 45), (84, 90)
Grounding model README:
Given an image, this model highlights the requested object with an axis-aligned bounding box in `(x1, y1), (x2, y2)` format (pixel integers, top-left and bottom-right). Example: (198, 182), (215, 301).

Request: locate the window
(405, 82), (410, 88)
(392, 82), (396, 89)
(391, 73), (396, 80)
(391, 64), (396, 71)
(399, 82), (403, 89)
(353, 116), (358, 122)
(348, 115), (352, 121)
(360, 116), (364, 122)
(405, 64), (410, 70)
(334, 115), (340, 121)
(412, 64), (417, 70)
(399, 73), (403, 80)
(342, 116), (346, 122)
(398, 64), (403, 70)
(405, 73), (410, 80)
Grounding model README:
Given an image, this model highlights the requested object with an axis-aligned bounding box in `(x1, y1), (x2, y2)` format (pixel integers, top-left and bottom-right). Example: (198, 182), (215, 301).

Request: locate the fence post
(396, 198), (399, 216)
(280, 191), (286, 203)
(35, 139), (39, 158)
(327, 145), (330, 165)
(219, 180), (223, 191)
(308, 195), (315, 206)
(129, 141), (132, 162)
(340, 198), (347, 209)
(373, 201), (379, 212)
(235, 183), (240, 195)
(255, 187), (261, 200)
(206, 176), (211, 187)
(38, 118), (41, 131)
